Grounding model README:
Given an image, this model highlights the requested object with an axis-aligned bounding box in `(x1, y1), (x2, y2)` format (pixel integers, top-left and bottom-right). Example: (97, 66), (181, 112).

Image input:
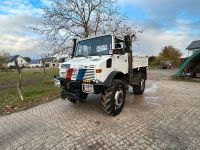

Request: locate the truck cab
(57, 34), (148, 116)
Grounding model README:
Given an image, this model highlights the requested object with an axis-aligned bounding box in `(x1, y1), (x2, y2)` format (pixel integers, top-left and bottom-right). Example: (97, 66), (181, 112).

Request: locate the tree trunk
(17, 83), (24, 101)
(18, 68), (22, 88)
(42, 58), (46, 78)
(14, 59), (24, 101)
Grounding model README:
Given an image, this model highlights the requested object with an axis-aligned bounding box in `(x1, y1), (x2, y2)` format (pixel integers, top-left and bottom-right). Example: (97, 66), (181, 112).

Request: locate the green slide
(176, 50), (200, 77)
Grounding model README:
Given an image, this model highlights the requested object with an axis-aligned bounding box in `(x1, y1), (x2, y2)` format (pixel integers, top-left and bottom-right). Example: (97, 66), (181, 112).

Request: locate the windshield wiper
(76, 54), (89, 58)
(76, 50), (108, 57)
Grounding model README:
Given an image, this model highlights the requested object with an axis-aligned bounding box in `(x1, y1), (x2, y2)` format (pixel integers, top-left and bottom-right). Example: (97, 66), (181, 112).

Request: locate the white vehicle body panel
(59, 34), (148, 83)
(132, 56), (148, 69)
(59, 55), (148, 82)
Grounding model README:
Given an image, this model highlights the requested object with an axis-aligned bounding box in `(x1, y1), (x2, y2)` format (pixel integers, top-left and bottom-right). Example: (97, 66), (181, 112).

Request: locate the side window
(115, 40), (124, 49)
(114, 38), (125, 54)
(77, 44), (83, 56)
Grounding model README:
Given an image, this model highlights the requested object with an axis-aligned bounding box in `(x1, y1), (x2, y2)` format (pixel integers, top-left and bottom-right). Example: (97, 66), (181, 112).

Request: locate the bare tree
(41, 57), (46, 78)
(41, 53), (50, 78)
(14, 59), (24, 101)
(35, 0), (141, 53)
(0, 50), (9, 71)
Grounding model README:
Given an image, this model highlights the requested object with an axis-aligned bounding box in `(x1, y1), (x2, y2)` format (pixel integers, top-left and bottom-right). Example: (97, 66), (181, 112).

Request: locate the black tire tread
(101, 79), (126, 116)
(132, 74), (145, 95)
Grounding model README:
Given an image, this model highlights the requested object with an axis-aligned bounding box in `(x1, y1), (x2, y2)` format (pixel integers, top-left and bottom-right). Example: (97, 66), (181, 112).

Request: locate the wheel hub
(114, 90), (123, 108)
(141, 79), (145, 90)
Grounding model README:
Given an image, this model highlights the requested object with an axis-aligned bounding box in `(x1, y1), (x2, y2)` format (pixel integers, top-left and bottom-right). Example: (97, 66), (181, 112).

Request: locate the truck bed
(132, 56), (148, 68)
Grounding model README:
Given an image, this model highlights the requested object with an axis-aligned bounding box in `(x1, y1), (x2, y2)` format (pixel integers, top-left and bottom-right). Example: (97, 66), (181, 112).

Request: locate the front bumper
(59, 78), (104, 100)
(53, 76), (62, 87)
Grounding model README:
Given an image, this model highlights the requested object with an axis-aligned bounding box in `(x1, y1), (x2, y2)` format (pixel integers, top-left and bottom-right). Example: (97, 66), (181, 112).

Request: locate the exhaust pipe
(72, 39), (77, 58)
(124, 34), (134, 85)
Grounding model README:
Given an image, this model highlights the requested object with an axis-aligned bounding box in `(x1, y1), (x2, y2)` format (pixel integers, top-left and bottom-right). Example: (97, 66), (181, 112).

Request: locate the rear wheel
(101, 79), (126, 116)
(78, 92), (88, 103)
(132, 74), (145, 95)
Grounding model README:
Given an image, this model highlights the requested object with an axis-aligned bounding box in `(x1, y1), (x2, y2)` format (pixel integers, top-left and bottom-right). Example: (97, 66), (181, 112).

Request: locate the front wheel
(132, 74), (146, 95)
(101, 79), (126, 116)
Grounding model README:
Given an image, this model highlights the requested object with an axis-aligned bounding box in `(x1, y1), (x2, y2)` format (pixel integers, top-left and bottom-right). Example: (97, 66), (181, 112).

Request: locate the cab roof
(77, 34), (124, 42)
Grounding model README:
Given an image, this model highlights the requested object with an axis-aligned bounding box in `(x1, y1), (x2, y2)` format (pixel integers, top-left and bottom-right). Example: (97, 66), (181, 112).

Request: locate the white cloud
(0, 0), (199, 58)
(134, 28), (194, 58)
(0, 0), (47, 58)
(0, 14), (41, 34)
(118, 0), (200, 57)
(0, 34), (46, 57)
(0, 14), (44, 57)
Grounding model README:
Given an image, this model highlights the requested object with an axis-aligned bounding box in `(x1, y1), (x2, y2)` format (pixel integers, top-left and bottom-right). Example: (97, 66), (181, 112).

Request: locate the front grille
(76, 65), (95, 80)
(83, 69), (95, 80)
(76, 69), (86, 81)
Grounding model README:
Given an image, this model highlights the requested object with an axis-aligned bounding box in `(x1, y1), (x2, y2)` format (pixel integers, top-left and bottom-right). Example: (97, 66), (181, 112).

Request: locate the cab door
(112, 38), (128, 74)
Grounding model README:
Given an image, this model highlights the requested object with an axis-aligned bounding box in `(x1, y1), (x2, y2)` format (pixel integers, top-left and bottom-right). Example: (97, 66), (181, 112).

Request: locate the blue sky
(0, 0), (199, 58)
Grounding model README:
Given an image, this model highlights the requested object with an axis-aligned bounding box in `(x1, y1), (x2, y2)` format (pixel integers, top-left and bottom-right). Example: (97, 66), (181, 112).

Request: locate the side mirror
(115, 43), (122, 49)
(112, 48), (125, 55)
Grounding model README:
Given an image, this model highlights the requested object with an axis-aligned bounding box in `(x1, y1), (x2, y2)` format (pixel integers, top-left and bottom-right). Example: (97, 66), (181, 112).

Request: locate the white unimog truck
(56, 34), (148, 116)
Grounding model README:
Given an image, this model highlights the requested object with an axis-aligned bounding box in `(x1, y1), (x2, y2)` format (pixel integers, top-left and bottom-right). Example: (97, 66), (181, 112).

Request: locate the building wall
(7, 61), (15, 67)
(30, 63), (42, 68)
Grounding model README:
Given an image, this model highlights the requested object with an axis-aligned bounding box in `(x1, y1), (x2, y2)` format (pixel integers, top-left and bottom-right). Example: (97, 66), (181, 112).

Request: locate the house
(58, 57), (68, 63)
(177, 40), (200, 78)
(7, 55), (29, 68)
(29, 59), (42, 68)
(186, 40), (200, 57)
(43, 57), (59, 68)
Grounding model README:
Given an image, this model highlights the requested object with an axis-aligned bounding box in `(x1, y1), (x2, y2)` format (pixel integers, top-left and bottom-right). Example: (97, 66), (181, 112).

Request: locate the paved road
(0, 69), (200, 150)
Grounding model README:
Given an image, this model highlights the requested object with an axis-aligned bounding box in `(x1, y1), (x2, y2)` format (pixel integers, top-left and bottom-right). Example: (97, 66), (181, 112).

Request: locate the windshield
(75, 35), (112, 57)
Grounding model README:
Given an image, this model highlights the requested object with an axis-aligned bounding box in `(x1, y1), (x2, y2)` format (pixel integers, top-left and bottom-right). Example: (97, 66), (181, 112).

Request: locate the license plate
(82, 84), (94, 93)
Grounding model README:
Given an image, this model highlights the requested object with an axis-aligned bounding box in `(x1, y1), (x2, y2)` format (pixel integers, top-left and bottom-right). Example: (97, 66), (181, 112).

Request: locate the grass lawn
(0, 68), (61, 115)
(0, 68), (58, 84)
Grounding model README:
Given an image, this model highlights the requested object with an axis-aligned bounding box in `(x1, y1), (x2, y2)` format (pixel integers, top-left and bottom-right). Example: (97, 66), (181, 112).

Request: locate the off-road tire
(80, 92), (88, 100)
(61, 90), (67, 100)
(132, 73), (145, 95)
(66, 98), (76, 103)
(101, 79), (126, 116)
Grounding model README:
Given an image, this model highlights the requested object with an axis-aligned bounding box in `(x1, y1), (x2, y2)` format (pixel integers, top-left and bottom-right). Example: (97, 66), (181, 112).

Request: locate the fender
(104, 71), (125, 87)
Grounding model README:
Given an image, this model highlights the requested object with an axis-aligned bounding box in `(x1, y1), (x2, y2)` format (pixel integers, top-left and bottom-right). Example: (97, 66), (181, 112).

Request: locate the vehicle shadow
(68, 94), (104, 115)
(68, 80), (158, 115)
